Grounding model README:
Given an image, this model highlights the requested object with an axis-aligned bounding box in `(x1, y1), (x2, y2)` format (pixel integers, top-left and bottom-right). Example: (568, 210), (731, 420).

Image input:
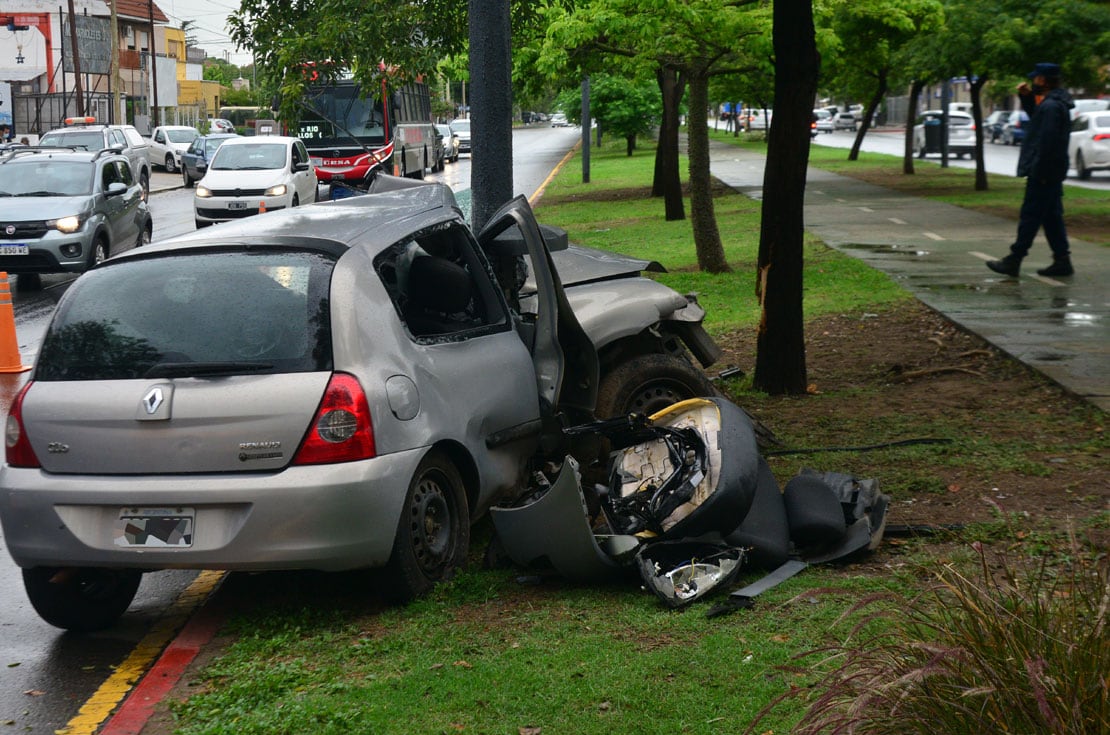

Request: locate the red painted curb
(100, 599), (227, 735)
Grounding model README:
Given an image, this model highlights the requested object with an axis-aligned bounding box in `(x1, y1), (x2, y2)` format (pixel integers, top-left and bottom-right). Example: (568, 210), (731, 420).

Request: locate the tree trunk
(849, 70), (887, 161)
(686, 70), (729, 273)
(652, 67), (686, 221)
(753, 0), (817, 395)
(626, 134), (635, 156)
(904, 79), (923, 174)
(969, 75), (989, 191)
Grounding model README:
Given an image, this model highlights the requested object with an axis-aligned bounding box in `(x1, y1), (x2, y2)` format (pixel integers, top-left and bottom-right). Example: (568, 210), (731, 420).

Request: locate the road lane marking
(57, 571), (225, 735)
(529, 142), (580, 205)
(923, 232), (946, 241)
(888, 217), (907, 225)
(858, 206), (874, 212)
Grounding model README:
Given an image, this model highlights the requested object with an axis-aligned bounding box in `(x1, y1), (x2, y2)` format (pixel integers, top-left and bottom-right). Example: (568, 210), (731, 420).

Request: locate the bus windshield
(298, 84), (386, 147)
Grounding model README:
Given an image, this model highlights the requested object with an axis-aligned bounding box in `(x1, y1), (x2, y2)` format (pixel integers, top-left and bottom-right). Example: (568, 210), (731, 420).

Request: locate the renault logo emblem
(142, 387), (164, 414)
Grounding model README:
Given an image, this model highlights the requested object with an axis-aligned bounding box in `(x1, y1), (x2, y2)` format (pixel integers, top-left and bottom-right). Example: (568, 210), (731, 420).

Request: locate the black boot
(986, 253), (1022, 276)
(1037, 259), (1074, 277)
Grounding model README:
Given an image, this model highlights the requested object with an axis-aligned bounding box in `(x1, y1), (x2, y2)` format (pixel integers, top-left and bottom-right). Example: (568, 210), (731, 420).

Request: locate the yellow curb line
(528, 140), (582, 206)
(55, 570), (225, 735)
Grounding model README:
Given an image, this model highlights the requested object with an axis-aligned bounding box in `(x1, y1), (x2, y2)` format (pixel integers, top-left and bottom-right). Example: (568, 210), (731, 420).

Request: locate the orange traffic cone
(0, 273), (30, 373)
(259, 200), (266, 214)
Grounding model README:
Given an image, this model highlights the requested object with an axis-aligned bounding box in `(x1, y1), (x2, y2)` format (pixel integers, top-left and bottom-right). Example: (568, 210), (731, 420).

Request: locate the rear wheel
(23, 567), (142, 632)
(381, 450), (469, 603)
(595, 353), (716, 419)
(135, 220), (152, 248)
(139, 170), (149, 201)
(292, 194), (300, 207)
(1076, 151), (1090, 180)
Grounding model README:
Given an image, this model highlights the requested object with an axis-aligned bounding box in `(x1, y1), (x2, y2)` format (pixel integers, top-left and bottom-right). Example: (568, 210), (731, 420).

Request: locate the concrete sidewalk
(709, 140), (1108, 412)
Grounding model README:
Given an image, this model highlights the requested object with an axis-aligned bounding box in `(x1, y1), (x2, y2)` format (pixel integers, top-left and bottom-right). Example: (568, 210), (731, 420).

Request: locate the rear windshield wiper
(144, 361), (274, 378)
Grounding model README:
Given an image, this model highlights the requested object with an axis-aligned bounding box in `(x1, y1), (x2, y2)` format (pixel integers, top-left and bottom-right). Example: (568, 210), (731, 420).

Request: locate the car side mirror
(106, 182), (128, 197)
(294, 161), (311, 172)
(196, 162), (207, 171)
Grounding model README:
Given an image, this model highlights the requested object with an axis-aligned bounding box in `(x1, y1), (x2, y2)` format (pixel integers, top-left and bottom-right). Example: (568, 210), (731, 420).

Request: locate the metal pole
(940, 78), (950, 168)
(581, 76), (590, 184)
(467, 0), (512, 231)
(148, 0), (159, 127)
(66, 0), (84, 116)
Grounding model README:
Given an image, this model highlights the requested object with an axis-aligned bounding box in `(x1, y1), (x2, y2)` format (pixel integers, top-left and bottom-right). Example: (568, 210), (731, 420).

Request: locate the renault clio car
(0, 175), (719, 631)
(193, 136), (318, 228)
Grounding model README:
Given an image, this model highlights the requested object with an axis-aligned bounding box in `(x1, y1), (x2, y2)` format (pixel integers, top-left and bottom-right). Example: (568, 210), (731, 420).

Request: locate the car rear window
(40, 131), (105, 151)
(36, 250), (335, 381)
(1094, 114), (1110, 128)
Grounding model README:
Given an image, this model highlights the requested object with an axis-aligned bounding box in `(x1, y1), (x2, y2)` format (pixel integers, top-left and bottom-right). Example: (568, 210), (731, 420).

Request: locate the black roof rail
(0, 145), (83, 161)
(94, 146), (126, 160)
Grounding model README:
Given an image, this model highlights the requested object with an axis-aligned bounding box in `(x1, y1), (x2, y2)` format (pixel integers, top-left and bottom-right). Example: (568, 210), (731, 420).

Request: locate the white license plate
(114, 507), (194, 547)
(228, 201), (248, 210)
(0, 244), (28, 256)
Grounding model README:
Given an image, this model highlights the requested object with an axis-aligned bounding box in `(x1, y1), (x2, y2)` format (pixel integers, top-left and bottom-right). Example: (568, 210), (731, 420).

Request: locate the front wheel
(381, 450), (469, 604)
(88, 236), (109, 268)
(182, 168), (194, 188)
(595, 353), (717, 419)
(23, 567), (142, 632)
(139, 171), (149, 202)
(164, 154), (177, 174)
(135, 221), (152, 248)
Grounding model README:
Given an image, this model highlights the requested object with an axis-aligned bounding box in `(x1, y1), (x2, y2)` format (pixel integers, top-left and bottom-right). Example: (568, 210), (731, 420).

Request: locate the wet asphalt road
(0, 123), (581, 734)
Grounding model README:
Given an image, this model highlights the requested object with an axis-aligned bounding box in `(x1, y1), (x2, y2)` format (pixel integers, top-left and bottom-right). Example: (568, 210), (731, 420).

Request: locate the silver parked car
(1068, 111), (1110, 180)
(0, 175), (719, 631)
(913, 110), (976, 159)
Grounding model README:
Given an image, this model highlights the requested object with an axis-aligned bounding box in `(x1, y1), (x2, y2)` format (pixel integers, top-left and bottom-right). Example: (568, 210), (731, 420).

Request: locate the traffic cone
(259, 200), (266, 214)
(0, 273), (30, 373)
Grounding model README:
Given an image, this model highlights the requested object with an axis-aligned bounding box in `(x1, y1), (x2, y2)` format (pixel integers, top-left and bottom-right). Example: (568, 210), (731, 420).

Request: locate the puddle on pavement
(841, 242), (931, 257)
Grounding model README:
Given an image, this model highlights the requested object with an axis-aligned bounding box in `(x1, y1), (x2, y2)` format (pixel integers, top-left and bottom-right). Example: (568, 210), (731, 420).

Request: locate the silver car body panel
(0, 448), (424, 571)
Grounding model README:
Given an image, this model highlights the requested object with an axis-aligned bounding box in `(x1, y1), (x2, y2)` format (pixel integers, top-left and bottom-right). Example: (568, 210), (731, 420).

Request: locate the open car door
(477, 196), (598, 421)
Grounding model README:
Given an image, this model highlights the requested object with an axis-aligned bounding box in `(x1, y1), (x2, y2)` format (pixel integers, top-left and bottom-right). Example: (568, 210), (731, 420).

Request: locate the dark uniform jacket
(1017, 87), (1074, 183)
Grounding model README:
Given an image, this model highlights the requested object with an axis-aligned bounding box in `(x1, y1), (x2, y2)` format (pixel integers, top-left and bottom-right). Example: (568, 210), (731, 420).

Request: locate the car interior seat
(404, 255), (475, 336)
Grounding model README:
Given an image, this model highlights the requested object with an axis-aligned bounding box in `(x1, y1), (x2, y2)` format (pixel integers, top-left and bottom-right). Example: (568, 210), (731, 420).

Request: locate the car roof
(118, 176), (463, 262)
(216, 135), (300, 147)
(0, 147), (107, 164)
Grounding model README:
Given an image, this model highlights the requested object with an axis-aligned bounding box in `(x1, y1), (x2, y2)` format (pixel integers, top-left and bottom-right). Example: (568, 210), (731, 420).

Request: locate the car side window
(101, 160), (123, 188)
(296, 140), (309, 164)
(375, 224), (509, 341)
(154, 130), (165, 143)
(110, 129), (127, 148)
(1071, 116), (1087, 133)
(116, 160), (134, 186)
(290, 142), (302, 167)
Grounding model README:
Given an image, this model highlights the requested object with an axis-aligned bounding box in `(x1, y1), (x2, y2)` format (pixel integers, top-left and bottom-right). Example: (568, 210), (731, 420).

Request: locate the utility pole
(110, 0), (120, 123)
(66, 0), (85, 116)
(581, 77), (590, 183)
(467, 0), (512, 231)
(148, 0), (159, 127)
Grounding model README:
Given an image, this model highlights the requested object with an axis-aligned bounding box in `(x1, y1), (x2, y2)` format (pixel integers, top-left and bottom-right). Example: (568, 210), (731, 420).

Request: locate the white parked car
(745, 109), (772, 130)
(1069, 111), (1110, 180)
(149, 125), (199, 174)
(193, 136), (318, 228)
(813, 109), (835, 133)
(913, 110), (976, 159)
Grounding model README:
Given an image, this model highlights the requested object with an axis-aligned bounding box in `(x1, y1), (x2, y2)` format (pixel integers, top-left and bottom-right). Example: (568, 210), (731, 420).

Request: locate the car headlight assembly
(264, 184), (288, 197)
(49, 215), (84, 234)
(195, 185), (212, 198)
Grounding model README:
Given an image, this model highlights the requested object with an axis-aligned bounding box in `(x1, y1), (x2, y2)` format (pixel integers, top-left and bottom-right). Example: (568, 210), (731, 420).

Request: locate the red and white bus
(295, 77), (438, 183)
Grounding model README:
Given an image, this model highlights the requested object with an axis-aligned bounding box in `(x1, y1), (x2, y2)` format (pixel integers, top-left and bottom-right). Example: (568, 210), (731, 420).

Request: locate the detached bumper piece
(492, 397), (891, 612)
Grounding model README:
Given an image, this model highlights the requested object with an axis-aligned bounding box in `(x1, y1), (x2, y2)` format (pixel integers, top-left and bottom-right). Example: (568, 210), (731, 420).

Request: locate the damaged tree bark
(752, 0), (817, 395)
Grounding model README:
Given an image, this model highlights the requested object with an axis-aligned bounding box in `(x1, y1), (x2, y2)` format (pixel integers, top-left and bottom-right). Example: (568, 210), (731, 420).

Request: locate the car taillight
(1094, 133), (1110, 141)
(6, 382), (40, 468)
(293, 373), (376, 465)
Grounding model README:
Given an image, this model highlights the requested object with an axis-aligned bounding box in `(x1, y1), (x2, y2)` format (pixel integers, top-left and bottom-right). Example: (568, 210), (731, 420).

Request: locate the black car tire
(23, 567), (142, 632)
(381, 450), (470, 604)
(139, 170), (149, 202)
(292, 194), (299, 208)
(595, 353), (717, 419)
(182, 168), (194, 188)
(14, 274), (42, 291)
(89, 235), (109, 268)
(136, 220), (152, 248)
(165, 154), (176, 174)
(1076, 151), (1090, 180)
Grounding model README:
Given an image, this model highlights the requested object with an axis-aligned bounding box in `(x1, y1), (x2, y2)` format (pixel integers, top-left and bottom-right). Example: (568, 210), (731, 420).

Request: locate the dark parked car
(1001, 110), (1030, 146)
(179, 133), (238, 188)
(984, 110), (1008, 143)
(0, 175), (720, 631)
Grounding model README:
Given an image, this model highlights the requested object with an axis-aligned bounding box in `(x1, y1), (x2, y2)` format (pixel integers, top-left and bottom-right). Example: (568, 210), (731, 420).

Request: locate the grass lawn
(159, 138), (1107, 735)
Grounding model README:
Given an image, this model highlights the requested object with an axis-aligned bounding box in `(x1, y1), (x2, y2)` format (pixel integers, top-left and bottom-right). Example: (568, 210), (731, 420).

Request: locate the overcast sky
(160, 0), (253, 66)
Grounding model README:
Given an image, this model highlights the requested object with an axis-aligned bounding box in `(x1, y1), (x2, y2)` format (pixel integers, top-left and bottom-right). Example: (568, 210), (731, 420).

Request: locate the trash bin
(924, 118), (942, 152)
